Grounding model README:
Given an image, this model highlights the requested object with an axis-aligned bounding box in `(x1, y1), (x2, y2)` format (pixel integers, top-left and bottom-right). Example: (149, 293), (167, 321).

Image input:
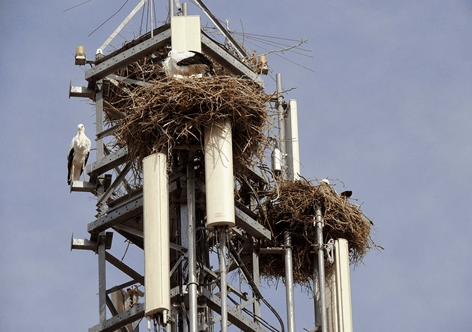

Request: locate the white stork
(67, 124), (91, 185)
(163, 50), (214, 78)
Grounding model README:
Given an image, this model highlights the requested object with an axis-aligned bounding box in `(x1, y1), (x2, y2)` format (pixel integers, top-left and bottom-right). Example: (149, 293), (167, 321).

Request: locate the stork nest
(103, 54), (273, 170)
(258, 179), (376, 287)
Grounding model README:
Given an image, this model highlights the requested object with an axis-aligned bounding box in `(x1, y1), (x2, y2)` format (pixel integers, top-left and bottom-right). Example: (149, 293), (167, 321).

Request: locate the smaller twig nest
(259, 179), (375, 287)
(106, 75), (272, 169)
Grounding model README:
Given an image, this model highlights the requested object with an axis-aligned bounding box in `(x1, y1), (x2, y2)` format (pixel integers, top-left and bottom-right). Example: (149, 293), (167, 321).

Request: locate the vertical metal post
(182, 2), (188, 15)
(169, 0), (174, 18)
(150, 0), (154, 38)
(187, 157), (198, 332)
(284, 232), (296, 332)
(219, 228), (228, 332)
(314, 256), (321, 332)
(95, 80), (106, 327)
(276, 74), (286, 180)
(252, 240), (261, 322)
(98, 234), (107, 326)
(95, 80), (104, 162)
(315, 208), (328, 332)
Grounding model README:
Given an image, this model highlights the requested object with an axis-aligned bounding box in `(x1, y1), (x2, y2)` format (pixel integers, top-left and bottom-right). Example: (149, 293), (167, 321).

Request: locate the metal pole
(182, 2), (187, 16)
(219, 227), (228, 332)
(252, 240), (261, 322)
(95, 80), (107, 327)
(284, 231), (296, 332)
(276, 74), (286, 180)
(150, 0), (154, 38)
(98, 234), (107, 326)
(169, 0), (174, 18)
(315, 207), (328, 332)
(95, 80), (104, 162)
(187, 158), (198, 332)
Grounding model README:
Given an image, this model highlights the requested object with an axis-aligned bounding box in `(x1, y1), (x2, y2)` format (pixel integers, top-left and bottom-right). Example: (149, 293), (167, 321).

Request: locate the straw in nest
(258, 179), (376, 287)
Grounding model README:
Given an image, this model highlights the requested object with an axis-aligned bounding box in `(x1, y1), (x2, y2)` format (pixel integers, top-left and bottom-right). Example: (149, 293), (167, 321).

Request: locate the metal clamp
(325, 239), (335, 264)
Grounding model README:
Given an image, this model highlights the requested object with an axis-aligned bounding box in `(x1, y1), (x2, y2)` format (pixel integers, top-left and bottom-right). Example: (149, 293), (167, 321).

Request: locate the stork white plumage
(68, 124), (91, 185)
(163, 50), (214, 78)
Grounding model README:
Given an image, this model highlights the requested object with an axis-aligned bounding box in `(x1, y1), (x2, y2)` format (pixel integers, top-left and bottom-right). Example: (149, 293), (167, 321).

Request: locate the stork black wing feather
(67, 148), (75, 185)
(176, 51), (213, 68)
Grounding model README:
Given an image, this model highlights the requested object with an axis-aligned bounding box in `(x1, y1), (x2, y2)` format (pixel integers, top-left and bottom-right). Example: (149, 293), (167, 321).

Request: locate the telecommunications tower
(69, 1), (356, 332)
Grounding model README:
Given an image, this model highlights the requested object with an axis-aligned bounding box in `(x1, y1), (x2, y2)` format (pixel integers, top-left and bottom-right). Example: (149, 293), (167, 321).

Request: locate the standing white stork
(163, 50), (214, 78)
(67, 124), (91, 185)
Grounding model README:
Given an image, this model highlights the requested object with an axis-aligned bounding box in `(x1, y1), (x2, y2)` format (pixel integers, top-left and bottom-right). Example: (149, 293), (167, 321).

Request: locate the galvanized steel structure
(68, 2), (353, 332)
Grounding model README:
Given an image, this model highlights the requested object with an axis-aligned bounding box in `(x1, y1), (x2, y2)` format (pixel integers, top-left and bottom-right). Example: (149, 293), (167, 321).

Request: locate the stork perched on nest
(163, 50), (214, 78)
(320, 179), (352, 198)
(67, 124), (91, 185)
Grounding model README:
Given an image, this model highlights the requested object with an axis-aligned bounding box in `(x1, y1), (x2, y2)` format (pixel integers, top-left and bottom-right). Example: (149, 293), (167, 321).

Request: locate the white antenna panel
(286, 99), (300, 180)
(204, 119), (235, 229)
(143, 153), (170, 325)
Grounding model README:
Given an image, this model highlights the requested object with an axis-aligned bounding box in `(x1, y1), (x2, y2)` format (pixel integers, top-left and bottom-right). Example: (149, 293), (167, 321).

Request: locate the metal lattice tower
(68, 2), (354, 332)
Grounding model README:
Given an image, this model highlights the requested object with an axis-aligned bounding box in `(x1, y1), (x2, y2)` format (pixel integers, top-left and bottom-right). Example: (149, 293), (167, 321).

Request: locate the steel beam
(201, 288), (267, 332)
(105, 252), (143, 281)
(234, 206), (271, 240)
(106, 74), (152, 87)
(87, 147), (128, 177)
(201, 33), (263, 86)
(69, 84), (94, 99)
(87, 196), (143, 233)
(70, 181), (96, 192)
(88, 303), (145, 332)
(85, 29), (171, 82)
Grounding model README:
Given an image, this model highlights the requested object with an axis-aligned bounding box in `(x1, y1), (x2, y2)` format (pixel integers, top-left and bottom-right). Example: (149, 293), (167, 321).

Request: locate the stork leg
(82, 162), (86, 182)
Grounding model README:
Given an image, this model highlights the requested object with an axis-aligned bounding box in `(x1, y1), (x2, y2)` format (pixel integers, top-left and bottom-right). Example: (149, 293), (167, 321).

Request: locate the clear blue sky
(1, 1), (471, 331)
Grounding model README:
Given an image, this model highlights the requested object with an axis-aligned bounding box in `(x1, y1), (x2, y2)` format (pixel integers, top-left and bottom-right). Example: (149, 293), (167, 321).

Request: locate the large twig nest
(258, 179), (376, 287)
(103, 55), (273, 170)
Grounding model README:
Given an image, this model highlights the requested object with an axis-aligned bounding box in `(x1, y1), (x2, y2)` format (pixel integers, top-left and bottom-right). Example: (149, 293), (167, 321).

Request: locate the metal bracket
(325, 239), (335, 264)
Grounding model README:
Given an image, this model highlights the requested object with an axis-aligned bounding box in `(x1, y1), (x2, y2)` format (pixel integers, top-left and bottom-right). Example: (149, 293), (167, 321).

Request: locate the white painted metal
(204, 119), (235, 228)
(325, 239), (353, 332)
(143, 153), (170, 326)
(99, 0), (148, 53)
(286, 99), (300, 181)
(171, 16), (201, 52)
(335, 239), (353, 332)
(271, 147), (282, 175)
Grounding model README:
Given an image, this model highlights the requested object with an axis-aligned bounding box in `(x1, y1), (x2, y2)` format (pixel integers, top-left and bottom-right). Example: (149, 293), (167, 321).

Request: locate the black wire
(88, 0), (130, 37)
(227, 240), (285, 332)
(227, 294), (280, 332)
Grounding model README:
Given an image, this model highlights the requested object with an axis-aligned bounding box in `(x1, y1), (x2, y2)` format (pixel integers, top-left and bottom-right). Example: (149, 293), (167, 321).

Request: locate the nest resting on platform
(104, 55), (272, 170)
(258, 179), (375, 287)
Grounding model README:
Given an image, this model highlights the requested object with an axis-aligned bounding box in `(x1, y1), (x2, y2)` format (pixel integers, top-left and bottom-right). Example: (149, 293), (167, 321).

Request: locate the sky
(1, 1), (472, 331)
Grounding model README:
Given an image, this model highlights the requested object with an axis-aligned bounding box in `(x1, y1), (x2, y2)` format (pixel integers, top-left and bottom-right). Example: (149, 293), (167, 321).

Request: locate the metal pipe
(150, 0), (154, 38)
(182, 2), (188, 15)
(284, 231), (296, 332)
(187, 158), (198, 332)
(315, 208), (328, 332)
(219, 227), (228, 332)
(276, 74), (286, 180)
(169, 0), (174, 18)
(98, 234), (107, 326)
(252, 240), (261, 322)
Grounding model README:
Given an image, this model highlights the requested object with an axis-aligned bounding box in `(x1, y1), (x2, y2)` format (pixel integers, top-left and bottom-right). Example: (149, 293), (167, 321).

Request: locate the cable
(227, 240), (285, 332)
(88, 0), (129, 37)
